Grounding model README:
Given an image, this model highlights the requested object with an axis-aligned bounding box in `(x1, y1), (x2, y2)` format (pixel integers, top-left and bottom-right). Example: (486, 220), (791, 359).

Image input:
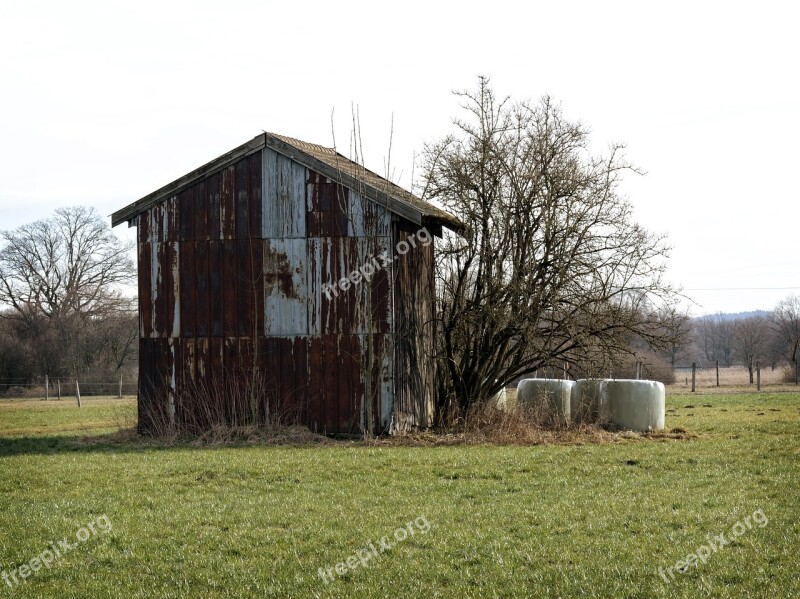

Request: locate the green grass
(0, 393), (797, 598)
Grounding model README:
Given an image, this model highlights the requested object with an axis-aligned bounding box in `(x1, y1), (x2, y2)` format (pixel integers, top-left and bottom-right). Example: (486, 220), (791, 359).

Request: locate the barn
(111, 133), (461, 435)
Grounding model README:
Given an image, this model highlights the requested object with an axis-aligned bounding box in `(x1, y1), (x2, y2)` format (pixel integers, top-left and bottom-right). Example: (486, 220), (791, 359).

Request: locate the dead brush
(454, 398), (618, 445)
(136, 368), (314, 444)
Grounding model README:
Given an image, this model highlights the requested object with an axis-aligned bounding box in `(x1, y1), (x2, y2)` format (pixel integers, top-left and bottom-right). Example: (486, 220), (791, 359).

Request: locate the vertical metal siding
(136, 146), (435, 435)
(392, 219), (436, 432)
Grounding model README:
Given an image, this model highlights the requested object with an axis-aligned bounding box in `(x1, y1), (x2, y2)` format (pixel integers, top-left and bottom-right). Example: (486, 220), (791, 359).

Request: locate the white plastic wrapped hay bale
(572, 379), (610, 424)
(516, 379), (573, 425)
(489, 387), (513, 411)
(605, 379), (665, 432)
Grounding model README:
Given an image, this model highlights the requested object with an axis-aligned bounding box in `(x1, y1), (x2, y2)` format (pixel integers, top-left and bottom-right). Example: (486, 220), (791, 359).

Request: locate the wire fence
(672, 363), (798, 388)
(0, 376), (137, 399)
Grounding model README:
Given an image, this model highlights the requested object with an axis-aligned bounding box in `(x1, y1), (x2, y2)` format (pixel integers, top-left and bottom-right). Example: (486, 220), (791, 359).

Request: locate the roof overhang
(111, 133), (463, 233)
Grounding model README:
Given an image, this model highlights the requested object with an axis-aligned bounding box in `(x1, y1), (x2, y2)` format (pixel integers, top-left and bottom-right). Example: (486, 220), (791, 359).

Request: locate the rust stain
(264, 246), (295, 298)
(135, 149), (437, 435)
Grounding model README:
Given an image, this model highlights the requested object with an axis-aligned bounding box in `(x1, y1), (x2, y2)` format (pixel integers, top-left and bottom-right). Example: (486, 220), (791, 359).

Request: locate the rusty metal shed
(111, 132), (461, 435)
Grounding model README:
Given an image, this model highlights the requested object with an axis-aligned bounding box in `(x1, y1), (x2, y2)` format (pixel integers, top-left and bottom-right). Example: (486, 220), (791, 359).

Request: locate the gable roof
(111, 132), (462, 232)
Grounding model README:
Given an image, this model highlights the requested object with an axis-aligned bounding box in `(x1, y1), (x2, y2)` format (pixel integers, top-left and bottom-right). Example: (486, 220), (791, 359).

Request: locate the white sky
(1, 0), (797, 315)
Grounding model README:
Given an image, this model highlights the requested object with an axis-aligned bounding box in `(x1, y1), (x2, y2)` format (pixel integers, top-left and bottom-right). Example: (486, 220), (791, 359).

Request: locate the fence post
(57, 379), (61, 400)
(118, 373), (123, 399)
(756, 361), (761, 391)
(75, 379), (81, 408)
(691, 362), (696, 392)
(45, 375), (49, 401)
(716, 360), (719, 387)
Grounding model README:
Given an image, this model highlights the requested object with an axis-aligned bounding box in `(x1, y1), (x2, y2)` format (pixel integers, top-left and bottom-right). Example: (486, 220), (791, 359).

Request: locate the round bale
(605, 379), (665, 432)
(572, 379), (610, 424)
(516, 379), (573, 426)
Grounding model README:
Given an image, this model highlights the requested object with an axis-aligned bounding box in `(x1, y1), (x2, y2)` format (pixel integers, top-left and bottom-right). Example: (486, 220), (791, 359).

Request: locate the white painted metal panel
(348, 190), (391, 237)
(263, 149), (307, 239)
(262, 148), (279, 238)
(264, 238), (308, 336)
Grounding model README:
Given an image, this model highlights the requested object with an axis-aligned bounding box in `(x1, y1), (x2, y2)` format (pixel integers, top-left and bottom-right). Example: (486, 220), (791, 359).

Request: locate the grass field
(0, 393), (798, 598)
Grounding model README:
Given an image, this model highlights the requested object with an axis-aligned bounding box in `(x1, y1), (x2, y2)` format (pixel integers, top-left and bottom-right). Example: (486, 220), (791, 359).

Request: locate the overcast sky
(1, 0), (797, 315)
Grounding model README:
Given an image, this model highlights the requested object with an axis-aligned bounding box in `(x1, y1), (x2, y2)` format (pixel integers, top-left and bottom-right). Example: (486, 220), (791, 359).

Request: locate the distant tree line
(0, 207), (138, 394)
(644, 295), (800, 384)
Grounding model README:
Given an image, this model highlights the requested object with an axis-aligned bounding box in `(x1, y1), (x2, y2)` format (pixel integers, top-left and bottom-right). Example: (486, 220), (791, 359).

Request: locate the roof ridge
(112, 132), (462, 232)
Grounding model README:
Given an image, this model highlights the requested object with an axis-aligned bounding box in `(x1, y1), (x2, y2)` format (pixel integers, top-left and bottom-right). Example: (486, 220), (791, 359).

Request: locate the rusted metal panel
(392, 219), (436, 432)
(171, 337), (186, 421)
(235, 159), (250, 239)
(248, 152), (262, 239)
(178, 187), (193, 241)
(221, 166), (236, 239)
(290, 336), (308, 424)
(138, 213), (150, 244)
(260, 336), (278, 421)
(306, 336), (324, 432)
(378, 334), (393, 429)
(276, 337), (295, 418)
(137, 337), (155, 433)
(263, 148), (277, 237)
(193, 179), (209, 241)
(151, 242), (180, 338)
(307, 236), (391, 336)
(355, 236), (392, 334)
(358, 332), (393, 433)
(222, 337), (239, 423)
(208, 241), (224, 337)
(221, 240), (238, 337)
(322, 334), (338, 432)
(179, 240), (195, 337)
(348, 190), (391, 238)
(133, 146), (441, 436)
(195, 336), (210, 384)
(152, 195), (178, 243)
(138, 242), (153, 338)
(305, 238), (322, 335)
(147, 202), (162, 243)
(194, 241), (210, 337)
(318, 237), (356, 334)
(306, 172), (348, 237)
(209, 337), (224, 386)
(208, 172), (222, 240)
(346, 334), (365, 433)
(137, 337), (173, 433)
(235, 239), (254, 337)
(264, 238), (308, 336)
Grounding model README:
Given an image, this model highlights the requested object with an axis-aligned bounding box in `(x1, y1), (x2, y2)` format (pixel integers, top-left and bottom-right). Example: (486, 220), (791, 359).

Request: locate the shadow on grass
(0, 421), (699, 457)
(0, 425), (336, 456)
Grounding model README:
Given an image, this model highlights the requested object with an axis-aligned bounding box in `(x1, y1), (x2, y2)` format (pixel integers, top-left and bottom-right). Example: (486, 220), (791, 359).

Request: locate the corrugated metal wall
(136, 147), (434, 435)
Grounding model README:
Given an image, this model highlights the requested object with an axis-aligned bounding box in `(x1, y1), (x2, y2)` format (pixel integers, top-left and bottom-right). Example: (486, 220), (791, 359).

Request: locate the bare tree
(733, 315), (770, 384)
(654, 305), (692, 368)
(694, 314), (735, 366)
(0, 206), (134, 323)
(419, 78), (677, 418)
(770, 294), (800, 365)
(0, 207), (135, 382)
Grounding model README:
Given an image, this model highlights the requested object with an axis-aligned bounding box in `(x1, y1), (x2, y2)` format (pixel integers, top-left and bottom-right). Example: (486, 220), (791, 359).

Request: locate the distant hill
(695, 310), (769, 321)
